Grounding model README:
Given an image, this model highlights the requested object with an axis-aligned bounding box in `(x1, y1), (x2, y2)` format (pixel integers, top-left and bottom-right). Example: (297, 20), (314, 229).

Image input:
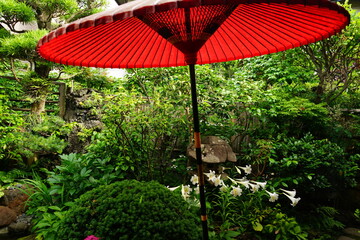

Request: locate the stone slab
(344, 228), (360, 238)
(338, 236), (356, 240)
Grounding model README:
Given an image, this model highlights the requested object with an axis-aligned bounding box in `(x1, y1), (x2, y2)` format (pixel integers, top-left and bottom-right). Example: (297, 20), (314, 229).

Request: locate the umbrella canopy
(37, 0), (350, 239)
(38, 0), (349, 68)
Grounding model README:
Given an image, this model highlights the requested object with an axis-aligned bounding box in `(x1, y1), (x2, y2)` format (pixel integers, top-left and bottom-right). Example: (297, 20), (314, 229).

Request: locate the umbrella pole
(189, 64), (209, 240)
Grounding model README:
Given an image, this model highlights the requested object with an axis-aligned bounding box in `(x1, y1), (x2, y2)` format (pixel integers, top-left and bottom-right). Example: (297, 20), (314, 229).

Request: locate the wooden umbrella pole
(189, 64), (209, 240)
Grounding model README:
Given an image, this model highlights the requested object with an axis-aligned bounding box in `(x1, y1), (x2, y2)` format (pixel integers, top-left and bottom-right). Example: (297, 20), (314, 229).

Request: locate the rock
(343, 228), (360, 238)
(187, 136), (237, 163)
(8, 222), (29, 234)
(0, 206), (17, 227)
(338, 236), (356, 240)
(0, 227), (9, 235)
(63, 89), (103, 153)
(0, 186), (29, 215)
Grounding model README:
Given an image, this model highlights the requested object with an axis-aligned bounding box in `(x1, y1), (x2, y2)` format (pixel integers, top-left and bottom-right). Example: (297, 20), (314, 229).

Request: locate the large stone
(343, 228), (360, 238)
(0, 227), (9, 235)
(63, 89), (103, 153)
(0, 186), (29, 215)
(0, 206), (17, 227)
(337, 236), (356, 240)
(8, 222), (29, 234)
(187, 136), (237, 163)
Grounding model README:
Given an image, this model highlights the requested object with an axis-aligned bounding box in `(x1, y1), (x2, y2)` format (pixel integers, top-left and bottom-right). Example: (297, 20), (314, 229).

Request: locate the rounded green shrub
(58, 180), (201, 240)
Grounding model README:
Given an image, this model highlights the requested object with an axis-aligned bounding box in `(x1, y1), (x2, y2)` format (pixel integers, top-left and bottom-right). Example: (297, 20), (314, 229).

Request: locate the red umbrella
(37, 0), (350, 239)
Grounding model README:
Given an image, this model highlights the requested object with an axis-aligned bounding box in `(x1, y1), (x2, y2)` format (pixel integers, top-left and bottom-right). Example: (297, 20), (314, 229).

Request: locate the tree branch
(10, 59), (21, 82)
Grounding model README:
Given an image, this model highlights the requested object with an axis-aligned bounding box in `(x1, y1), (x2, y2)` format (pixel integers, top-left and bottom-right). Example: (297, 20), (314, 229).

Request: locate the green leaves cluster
(268, 134), (359, 194)
(0, 0), (35, 32)
(0, 30), (47, 60)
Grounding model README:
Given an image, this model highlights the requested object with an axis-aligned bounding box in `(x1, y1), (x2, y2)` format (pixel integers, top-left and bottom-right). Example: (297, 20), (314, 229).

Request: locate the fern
(306, 206), (344, 231)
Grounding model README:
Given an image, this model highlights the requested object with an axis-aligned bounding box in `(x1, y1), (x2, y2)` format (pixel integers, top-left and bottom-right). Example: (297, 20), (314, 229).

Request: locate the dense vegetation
(0, 0), (359, 240)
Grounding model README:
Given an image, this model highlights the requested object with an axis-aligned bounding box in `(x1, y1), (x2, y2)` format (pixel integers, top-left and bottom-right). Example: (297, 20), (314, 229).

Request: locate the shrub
(58, 180), (201, 240)
(268, 134), (358, 193)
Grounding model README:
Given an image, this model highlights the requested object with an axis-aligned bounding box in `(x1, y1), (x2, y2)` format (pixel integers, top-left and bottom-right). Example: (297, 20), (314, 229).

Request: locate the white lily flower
(235, 166), (242, 175)
(265, 190), (279, 202)
(213, 175), (224, 187)
(237, 179), (250, 189)
(181, 185), (192, 199)
(167, 186), (180, 191)
(204, 170), (216, 180)
(251, 181), (267, 189)
(190, 174), (199, 185)
(230, 186), (242, 197)
(283, 193), (301, 207)
(237, 165), (252, 175)
(244, 165), (252, 174)
(195, 186), (200, 194)
(219, 185), (228, 192)
(249, 183), (260, 193)
(281, 189), (297, 198)
(227, 176), (238, 185)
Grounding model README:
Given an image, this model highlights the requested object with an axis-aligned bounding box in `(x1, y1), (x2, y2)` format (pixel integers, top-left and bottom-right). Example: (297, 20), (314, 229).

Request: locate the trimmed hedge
(58, 180), (200, 240)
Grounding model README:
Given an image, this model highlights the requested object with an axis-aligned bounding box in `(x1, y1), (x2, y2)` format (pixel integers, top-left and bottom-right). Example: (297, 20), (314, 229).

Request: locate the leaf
(89, 176), (96, 183)
(54, 211), (64, 220)
(252, 221), (263, 231)
(35, 222), (51, 228)
(48, 206), (61, 211)
(224, 231), (240, 238)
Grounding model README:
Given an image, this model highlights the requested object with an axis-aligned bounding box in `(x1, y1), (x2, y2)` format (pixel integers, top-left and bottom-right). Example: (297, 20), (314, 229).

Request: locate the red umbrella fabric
(38, 0), (349, 68)
(37, 1), (350, 239)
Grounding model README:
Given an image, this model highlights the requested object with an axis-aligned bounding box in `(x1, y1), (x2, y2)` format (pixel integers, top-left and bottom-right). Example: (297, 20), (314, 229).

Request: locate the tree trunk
(31, 98), (46, 115)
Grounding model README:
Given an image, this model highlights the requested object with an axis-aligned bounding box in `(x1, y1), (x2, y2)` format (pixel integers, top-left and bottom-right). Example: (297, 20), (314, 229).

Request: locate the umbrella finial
(185, 52), (198, 65)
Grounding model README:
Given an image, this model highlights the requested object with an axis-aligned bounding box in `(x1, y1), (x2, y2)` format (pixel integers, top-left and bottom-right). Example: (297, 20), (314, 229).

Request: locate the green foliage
(0, 169), (29, 198)
(58, 180), (201, 240)
(299, 2), (360, 104)
(72, 68), (114, 90)
(0, 94), (25, 169)
(254, 92), (331, 138)
(86, 86), (190, 184)
(22, 153), (123, 240)
(21, 173), (73, 240)
(268, 134), (359, 194)
(0, 115), (70, 169)
(206, 186), (307, 240)
(355, 209), (360, 223)
(46, 153), (122, 200)
(236, 50), (314, 87)
(0, 30), (48, 60)
(0, 0), (35, 32)
(258, 208), (308, 240)
(299, 206), (344, 239)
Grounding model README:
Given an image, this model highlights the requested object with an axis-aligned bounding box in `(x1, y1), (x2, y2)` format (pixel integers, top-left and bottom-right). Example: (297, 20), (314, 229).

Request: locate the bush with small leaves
(58, 180), (201, 240)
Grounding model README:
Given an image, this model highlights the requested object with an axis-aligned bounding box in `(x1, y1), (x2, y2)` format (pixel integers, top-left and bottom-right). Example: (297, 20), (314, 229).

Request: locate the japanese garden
(0, 0), (359, 239)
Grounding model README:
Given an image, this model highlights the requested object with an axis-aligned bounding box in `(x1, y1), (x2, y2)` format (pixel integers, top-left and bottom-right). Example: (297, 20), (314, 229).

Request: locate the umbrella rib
(107, 19), (152, 68)
(87, 19), (140, 68)
(239, 6), (295, 52)
(215, 19), (245, 60)
(228, 12), (264, 57)
(54, 21), (121, 66)
(247, 4), (321, 44)
(140, 27), (162, 68)
(81, 21), (130, 67)
(256, 4), (340, 41)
